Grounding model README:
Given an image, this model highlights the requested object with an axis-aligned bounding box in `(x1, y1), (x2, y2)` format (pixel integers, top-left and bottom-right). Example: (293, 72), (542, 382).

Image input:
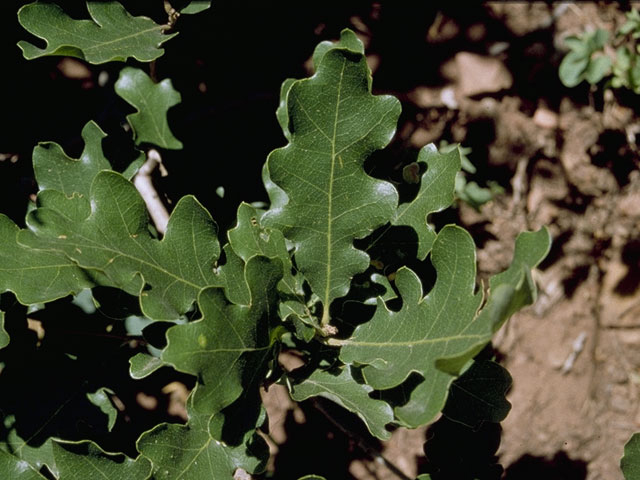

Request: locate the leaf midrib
(343, 332), (487, 348)
(323, 57), (347, 321)
(50, 235), (204, 291)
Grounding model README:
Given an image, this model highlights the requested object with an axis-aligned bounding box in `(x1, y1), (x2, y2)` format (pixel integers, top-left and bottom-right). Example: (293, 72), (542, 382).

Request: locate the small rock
(408, 86), (446, 108)
(548, 349), (566, 370)
(454, 52), (513, 97)
(618, 192), (640, 218)
(57, 58), (91, 80)
(533, 107), (559, 129)
(440, 86), (458, 109)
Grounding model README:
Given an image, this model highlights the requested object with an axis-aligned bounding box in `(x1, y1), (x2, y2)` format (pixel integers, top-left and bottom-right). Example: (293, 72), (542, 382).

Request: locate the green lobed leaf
(228, 204), (290, 267)
(0, 214), (93, 305)
(339, 225), (484, 426)
(289, 366), (394, 440)
(19, 171), (221, 320)
(162, 255), (282, 417)
(261, 162), (288, 217)
(217, 244), (252, 305)
(138, 406), (267, 480)
(129, 352), (165, 380)
(339, 226), (548, 426)
(228, 203), (302, 298)
(115, 67), (183, 150)
(33, 121), (110, 197)
(0, 450), (47, 480)
(434, 227), (550, 381)
(1, 422), (58, 478)
(180, 1), (212, 14)
(17, 2), (176, 64)
(275, 78), (296, 141)
(311, 30), (364, 71)
(262, 29), (401, 325)
(207, 381), (267, 448)
(86, 388), (118, 432)
(392, 144), (460, 259)
(410, 229), (549, 426)
(622, 433), (640, 479)
(368, 272), (398, 305)
(442, 359), (512, 429)
(439, 141), (474, 173)
(287, 312), (318, 341)
(32, 121), (144, 197)
(0, 310), (8, 349)
(52, 440), (151, 480)
(481, 226), (551, 331)
(1, 367), (119, 478)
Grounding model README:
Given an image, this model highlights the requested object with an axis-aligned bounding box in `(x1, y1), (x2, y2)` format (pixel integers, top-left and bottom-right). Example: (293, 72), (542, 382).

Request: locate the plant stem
(134, 149), (170, 235)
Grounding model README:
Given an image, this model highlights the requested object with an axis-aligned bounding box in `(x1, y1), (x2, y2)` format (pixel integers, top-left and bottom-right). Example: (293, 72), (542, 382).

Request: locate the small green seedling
(559, 28), (611, 87)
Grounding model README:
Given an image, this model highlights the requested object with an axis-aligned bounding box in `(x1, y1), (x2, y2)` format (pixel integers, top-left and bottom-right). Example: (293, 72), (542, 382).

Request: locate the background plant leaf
(262, 29), (401, 323)
(115, 67), (183, 150)
(559, 29), (611, 87)
(19, 172), (220, 320)
(52, 440), (151, 480)
(289, 366), (394, 440)
(17, 2), (175, 64)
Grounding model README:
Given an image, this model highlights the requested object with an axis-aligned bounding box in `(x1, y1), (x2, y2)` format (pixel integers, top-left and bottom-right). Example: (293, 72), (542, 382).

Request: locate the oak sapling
(0, 3), (552, 479)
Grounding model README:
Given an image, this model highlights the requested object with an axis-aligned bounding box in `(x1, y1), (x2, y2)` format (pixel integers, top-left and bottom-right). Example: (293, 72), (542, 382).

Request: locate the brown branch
(134, 149), (170, 235)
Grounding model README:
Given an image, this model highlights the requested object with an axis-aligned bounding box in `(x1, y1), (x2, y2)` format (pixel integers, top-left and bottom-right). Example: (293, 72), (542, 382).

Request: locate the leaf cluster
(559, 28), (611, 88)
(559, 8), (640, 93)
(2, 2), (554, 479)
